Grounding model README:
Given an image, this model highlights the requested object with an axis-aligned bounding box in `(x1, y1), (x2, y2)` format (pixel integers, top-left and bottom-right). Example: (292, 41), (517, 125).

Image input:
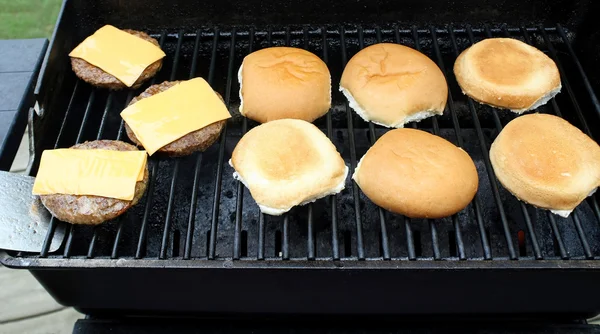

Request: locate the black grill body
(2, 0), (600, 317)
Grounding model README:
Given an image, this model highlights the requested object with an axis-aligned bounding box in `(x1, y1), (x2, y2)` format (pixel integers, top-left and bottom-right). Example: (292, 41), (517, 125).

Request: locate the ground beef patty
(125, 81), (227, 157)
(70, 29), (163, 90)
(39, 140), (149, 225)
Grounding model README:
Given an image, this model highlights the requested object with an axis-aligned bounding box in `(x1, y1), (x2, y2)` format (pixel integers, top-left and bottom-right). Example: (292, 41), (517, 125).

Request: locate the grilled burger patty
(39, 140), (149, 225)
(70, 29), (163, 90)
(124, 80), (227, 157)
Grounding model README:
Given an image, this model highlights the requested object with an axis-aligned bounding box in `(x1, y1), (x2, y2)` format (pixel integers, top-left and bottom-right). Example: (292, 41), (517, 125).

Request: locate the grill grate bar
(392, 26), (418, 261)
(257, 213), (265, 259)
(304, 26), (316, 260)
(459, 26), (516, 259)
(537, 27), (595, 259)
(209, 28), (237, 259)
(115, 91), (135, 141)
(39, 80), (82, 257)
(507, 26), (549, 260)
(64, 89), (97, 258)
(411, 26), (442, 260)
(233, 28), (253, 260)
(282, 216), (289, 260)
(340, 25), (365, 260)
(160, 163), (180, 259)
(159, 31), (185, 259)
(429, 27), (470, 260)
(404, 217), (416, 260)
(538, 28), (592, 135)
(556, 24), (600, 118)
(429, 220), (441, 260)
(279, 27), (292, 261)
(573, 212), (593, 259)
(184, 29), (217, 259)
(322, 28), (340, 260)
(110, 90), (136, 258)
(482, 36), (539, 257)
(134, 162), (157, 258)
(96, 94), (113, 140)
(232, 136), (246, 256)
(256, 28), (273, 261)
(548, 214), (569, 259)
(358, 26), (390, 260)
(128, 31), (168, 259)
(184, 155), (203, 259)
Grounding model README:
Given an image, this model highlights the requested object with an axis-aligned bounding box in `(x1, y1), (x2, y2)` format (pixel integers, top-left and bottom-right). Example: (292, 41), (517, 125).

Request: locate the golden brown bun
(353, 129), (478, 218)
(238, 47), (331, 123)
(230, 119), (348, 215)
(490, 113), (600, 216)
(340, 43), (448, 128)
(454, 38), (561, 113)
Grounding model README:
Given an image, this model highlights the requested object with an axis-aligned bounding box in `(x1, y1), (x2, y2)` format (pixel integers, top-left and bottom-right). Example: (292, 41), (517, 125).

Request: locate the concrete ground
(0, 131), (81, 334)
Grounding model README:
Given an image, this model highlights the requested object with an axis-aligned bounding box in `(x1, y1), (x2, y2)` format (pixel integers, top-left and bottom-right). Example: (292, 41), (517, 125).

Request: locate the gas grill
(2, 0), (600, 327)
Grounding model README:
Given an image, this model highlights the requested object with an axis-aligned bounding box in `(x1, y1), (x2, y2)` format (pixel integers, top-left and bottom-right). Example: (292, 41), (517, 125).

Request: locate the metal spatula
(0, 171), (64, 253)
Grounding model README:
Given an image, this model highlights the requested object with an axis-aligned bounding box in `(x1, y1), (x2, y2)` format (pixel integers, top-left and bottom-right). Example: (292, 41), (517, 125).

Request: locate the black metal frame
(5, 25), (599, 263)
(3, 2), (600, 315)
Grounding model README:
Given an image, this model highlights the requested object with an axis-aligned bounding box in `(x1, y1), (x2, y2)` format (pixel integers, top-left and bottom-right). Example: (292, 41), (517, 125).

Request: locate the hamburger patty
(124, 81), (227, 157)
(39, 140), (149, 225)
(70, 29), (163, 90)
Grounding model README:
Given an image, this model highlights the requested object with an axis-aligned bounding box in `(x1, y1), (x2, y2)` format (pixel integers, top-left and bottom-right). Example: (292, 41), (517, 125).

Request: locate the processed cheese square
(120, 78), (232, 155)
(32, 149), (147, 201)
(69, 25), (166, 87)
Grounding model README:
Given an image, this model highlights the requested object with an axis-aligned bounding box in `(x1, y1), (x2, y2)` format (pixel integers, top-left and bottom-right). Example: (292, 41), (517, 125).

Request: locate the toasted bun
(490, 113), (600, 217)
(230, 119), (348, 215)
(454, 38), (561, 113)
(340, 43), (448, 128)
(353, 129), (478, 218)
(238, 47), (331, 123)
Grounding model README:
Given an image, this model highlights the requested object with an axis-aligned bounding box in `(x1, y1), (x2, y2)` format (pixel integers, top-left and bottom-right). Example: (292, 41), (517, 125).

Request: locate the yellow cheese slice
(32, 149), (147, 201)
(69, 25), (166, 87)
(121, 78), (232, 155)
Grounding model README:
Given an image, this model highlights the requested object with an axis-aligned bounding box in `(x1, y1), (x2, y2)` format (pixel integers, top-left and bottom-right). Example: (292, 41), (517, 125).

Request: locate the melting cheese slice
(32, 149), (147, 201)
(69, 25), (166, 87)
(121, 78), (232, 155)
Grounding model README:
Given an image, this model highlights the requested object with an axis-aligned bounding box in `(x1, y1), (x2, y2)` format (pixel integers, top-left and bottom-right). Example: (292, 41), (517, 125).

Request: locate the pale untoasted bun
(340, 43), (448, 128)
(230, 119), (348, 215)
(490, 113), (600, 217)
(353, 129), (478, 218)
(454, 38), (561, 113)
(238, 47), (331, 123)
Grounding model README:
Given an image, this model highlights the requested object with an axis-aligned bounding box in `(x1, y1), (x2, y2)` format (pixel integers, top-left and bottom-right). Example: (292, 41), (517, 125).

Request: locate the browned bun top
(239, 46), (331, 123)
(353, 129), (478, 218)
(454, 38), (561, 112)
(490, 113), (600, 213)
(340, 43), (448, 128)
(230, 119), (347, 215)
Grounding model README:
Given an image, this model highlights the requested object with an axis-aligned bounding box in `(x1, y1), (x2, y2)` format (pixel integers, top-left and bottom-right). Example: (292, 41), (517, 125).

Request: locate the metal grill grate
(14, 24), (600, 263)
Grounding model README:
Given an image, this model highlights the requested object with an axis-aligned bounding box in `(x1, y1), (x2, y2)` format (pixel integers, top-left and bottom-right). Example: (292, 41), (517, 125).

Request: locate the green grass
(0, 0), (62, 39)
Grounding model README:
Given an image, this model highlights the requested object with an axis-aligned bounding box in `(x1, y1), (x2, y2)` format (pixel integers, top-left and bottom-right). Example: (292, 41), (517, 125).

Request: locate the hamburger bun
(70, 29), (163, 90)
(340, 43), (448, 128)
(353, 129), (478, 218)
(238, 47), (331, 123)
(454, 38), (561, 113)
(39, 140), (149, 225)
(124, 81), (226, 157)
(489, 113), (600, 217)
(230, 119), (348, 215)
